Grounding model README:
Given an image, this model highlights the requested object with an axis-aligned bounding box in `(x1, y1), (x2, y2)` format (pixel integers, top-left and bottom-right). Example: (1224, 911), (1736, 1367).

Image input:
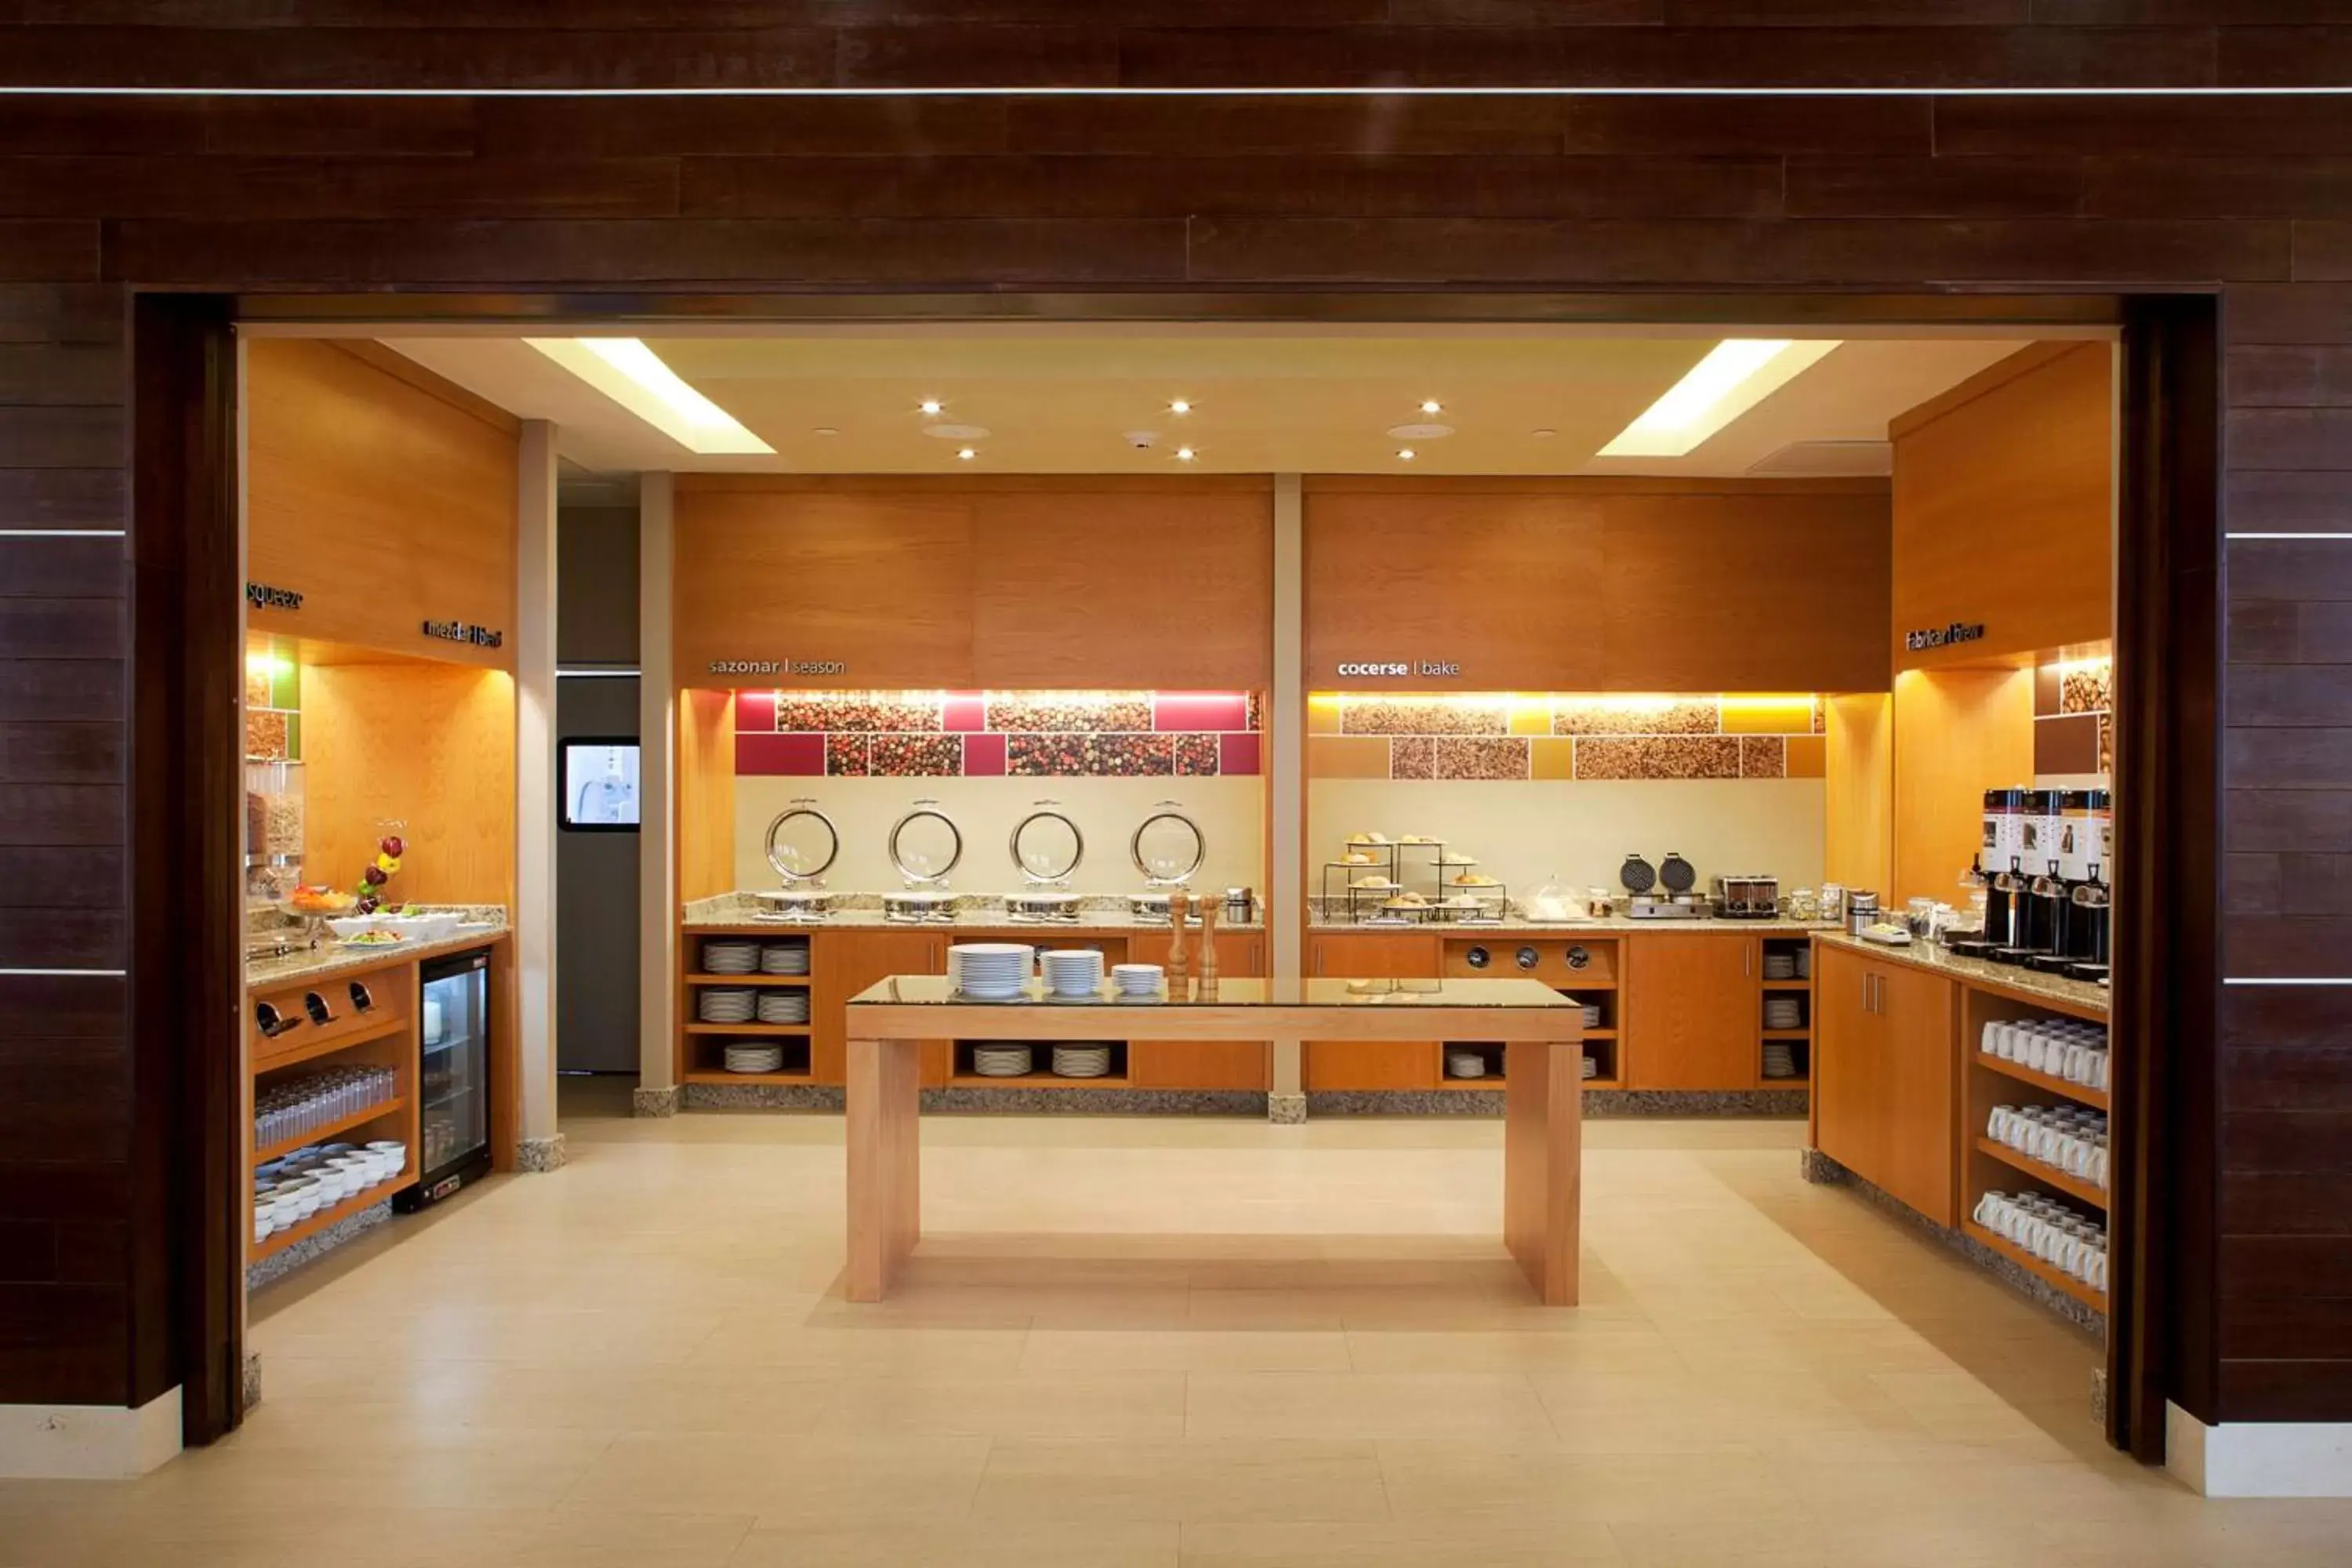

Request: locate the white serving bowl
(325, 916), (382, 939)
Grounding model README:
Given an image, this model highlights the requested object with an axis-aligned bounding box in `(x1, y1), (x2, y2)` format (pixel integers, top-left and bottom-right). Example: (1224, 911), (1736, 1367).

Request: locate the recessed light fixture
(956, 447), (977, 461)
(1531, 428), (1558, 440)
(1396, 448), (1417, 462)
(1420, 399), (1443, 415)
(1169, 398), (1192, 415)
(524, 337), (773, 455)
(1174, 446), (1196, 463)
(923, 423), (989, 441)
(1387, 422), (1453, 441)
(1599, 339), (1842, 458)
(919, 398), (943, 416)
(812, 426), (840, 437)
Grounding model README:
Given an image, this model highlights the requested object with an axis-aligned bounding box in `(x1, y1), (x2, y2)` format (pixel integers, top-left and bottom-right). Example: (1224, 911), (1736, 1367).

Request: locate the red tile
(963, 731), (1007, 775)
(733, 690), (777, 732)
(735, 731), (822, 776)
(1155, 691), (1253, 732)
(1218, 731), (1262, 776)
(942, 691), (987, 732)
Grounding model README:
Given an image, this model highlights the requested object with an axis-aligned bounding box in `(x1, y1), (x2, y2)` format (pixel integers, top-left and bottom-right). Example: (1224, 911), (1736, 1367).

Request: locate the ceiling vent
(1746, 440), (1892, 477)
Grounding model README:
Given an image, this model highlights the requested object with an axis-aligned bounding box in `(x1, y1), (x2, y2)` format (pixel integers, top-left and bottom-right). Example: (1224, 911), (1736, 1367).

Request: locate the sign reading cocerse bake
(1335, 659), (1461, 678)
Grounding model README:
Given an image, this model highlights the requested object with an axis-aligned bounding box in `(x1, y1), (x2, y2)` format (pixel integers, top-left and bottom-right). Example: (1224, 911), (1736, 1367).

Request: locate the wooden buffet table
(844, 975), (1584, 1304)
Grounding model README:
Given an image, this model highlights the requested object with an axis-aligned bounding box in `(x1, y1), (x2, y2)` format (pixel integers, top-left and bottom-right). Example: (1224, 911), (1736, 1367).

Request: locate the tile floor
(5, 1086), (2350, 1566)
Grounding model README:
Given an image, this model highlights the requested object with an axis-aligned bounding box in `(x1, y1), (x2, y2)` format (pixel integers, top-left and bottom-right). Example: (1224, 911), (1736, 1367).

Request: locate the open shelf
(686, 973), (811, 987)
(1976, 1135), (2108, 1210)
(684, 1022), (810, 1036)
(1762, 980), (1812, 992)
(1975, 1051), (2108, 1111)
(254, 1095), (406, 1164)
(251, 1012), (410, 1074)
(949, 1071), (1129, 1090)
(1962, 1218), (2106, 1312)
(1760, 1073), (1811, 1087)
(683, 1069), (812, 1086)
(254, 1168), (408, 1261)
(1761, 1027), (1811, 1040)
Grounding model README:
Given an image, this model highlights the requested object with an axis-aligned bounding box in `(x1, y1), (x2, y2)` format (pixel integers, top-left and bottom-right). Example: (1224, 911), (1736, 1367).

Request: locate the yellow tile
(1508, 695), (1553, 736)
(1784, 734), (1827, 779)
(1530, 736), (1577, 779)
(1306, 693), (1344, 735)
(1306, 735), (1391, 779)
(1719, 695), (1816, 735)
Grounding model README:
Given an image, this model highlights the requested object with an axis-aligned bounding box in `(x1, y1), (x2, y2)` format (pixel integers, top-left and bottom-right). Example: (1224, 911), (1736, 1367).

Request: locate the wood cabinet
(814, 929), (950, 1086)
(1303, 931), (1442, 1091)
(1623, 933), (1759, 1091)
(1812, 942), (1959, 1226)
(1128, 930), (1269, 1089)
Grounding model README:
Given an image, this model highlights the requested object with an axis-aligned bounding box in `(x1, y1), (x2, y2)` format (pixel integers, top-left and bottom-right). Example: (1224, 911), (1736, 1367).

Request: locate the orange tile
(1719, 696), (1816, 735)
(1784, 735), (1827, 779)
(1530, 737), (1576, 780)
(1307, 695), (1344, 735)
(1307, 735), (1391, 779)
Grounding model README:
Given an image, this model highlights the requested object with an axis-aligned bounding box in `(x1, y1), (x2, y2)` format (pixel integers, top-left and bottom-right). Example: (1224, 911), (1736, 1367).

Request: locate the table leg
(1503, 1036), (1583, 1305)
(846, 1035), (921, 1302)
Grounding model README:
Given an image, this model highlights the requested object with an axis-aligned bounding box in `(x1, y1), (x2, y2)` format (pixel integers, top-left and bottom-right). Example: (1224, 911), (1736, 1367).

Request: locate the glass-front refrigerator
(398, 946), (493, 1210)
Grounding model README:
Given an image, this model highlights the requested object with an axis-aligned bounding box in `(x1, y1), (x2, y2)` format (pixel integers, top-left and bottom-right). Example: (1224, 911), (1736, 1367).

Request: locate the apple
(379, 834), (405, 858)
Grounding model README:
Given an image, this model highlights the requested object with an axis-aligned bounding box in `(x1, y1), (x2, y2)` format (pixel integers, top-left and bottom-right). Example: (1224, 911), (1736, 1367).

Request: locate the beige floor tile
(1186, 1370), (1556, 1440)
(816, 1370), (1188, 1439)
(731, 1519), (1181, 1566)
(1179, 1517), (1626, 1565)
(971, 1439), (1390, 1523)
(1022, 1328), (1354, 1374)
(562, 1432), (991, 1519)
(1378, 1443), (1817, 1526)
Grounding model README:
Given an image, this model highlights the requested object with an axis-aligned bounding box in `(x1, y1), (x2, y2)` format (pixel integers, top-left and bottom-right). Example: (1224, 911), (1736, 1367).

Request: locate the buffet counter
(1811, 928), (2109, 1017)
(1308, 909), (1838, 938)
(246, 908), (510, 989)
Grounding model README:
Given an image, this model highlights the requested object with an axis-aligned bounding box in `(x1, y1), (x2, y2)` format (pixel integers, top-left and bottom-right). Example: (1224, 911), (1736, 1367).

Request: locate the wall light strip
(557, 667), (642, 678)
(2227, 533), (2352, 540)
(0, 967), (127, 978)
(1599, 339), (1840, 459)
(525, 337), (772, 456)
(2223, 977), (2352, 986)
(4, 86), (2352, 99)
(0, 528), (125, 538)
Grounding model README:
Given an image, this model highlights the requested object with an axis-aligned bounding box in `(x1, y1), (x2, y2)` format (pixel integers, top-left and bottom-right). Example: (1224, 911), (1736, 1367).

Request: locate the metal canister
(1224, 886), (1255, 924)
(1847, 891), (1879, 936)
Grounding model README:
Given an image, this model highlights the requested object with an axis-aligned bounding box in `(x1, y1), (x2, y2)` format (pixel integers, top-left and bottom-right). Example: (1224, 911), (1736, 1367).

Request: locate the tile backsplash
(1309, 693), (1825, 782)
(734, 690), (1261, 779)
(2032, 650), (2113, 783)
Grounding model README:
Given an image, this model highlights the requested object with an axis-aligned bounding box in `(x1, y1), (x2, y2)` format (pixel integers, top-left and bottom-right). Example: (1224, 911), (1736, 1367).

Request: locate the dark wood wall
(2, 7), (2349, 1434)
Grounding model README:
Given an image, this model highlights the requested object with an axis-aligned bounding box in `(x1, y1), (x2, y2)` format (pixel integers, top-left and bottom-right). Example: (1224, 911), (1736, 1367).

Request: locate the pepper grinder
(1197, 892), (1221, 985)
(1167, 889), (1190, 981)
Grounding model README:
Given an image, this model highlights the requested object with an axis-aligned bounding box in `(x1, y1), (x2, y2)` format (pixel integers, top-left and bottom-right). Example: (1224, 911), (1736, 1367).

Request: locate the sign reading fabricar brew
(708, 658), (848, 677)
(1335, 659), (1461, 678)
(1903, 621), (1987, 653)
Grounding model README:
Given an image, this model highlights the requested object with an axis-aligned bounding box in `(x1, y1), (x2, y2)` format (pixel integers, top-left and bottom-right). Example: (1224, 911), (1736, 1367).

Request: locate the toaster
(1711, 874), (1780, 919)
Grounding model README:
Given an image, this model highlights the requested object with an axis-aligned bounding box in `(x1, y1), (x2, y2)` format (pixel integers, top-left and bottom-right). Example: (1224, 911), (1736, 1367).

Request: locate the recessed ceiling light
(1599, 339), (1842, 458)
(923, 423), (989, 441)
(812, 426), (840, 437)
(1531, 428), (1557, 439)
(918, 398), (943, 416)
(1396, 448), (1417, 462)
(524, 338), (773, 456)
(956, 447), (977, 461)
(1174, 446), (1196, 462)
(1387, 422), (1454, 441)
(1169, 398), (1192, 415)
(1420, 400), (1443, 415)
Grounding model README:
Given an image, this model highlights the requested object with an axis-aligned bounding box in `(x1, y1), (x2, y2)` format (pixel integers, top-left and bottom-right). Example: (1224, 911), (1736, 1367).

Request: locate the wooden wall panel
(245, 339), (520, 670)
(1891, 666), (2036, 908)
(676, 687), (736, 907)
(1304, 477), (1889, 693)
(1825, 691), (1893, 896)
(1891, 342), (2114, 671)
(299, 659), (517, 908)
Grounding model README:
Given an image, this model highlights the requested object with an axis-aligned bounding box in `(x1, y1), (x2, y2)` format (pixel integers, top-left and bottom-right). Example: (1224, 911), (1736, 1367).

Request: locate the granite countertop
(683, 891), (1265, 933)
(245, 908), (510, 991)
(1308, 909), (1841, 937)
(1811, 928), (2110, 1017)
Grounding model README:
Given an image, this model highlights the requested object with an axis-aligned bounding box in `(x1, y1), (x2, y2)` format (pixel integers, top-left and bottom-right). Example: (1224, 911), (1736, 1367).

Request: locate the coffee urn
(1978, 788), (2033, 951)
(2059, 789), (2113, 971)
(2022, 789), (2068, 960)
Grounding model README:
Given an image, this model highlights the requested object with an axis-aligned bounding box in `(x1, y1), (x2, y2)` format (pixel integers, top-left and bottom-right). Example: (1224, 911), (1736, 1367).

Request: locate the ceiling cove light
(1174, 445), (1197, 463)
(1169, 398), (1192, 415)
(526, 338), (772, 455)
(956, 447), (978, 461)
(1420, 399), (1443, 415)
(919, 398), (944, 416)
(1597, 339), (1842, 459)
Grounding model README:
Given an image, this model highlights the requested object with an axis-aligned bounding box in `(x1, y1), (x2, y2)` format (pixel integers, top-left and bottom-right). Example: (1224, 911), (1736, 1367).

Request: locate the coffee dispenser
(2022, 789), (2067, 960)
(1978, 788), (2033, 952)
(2059, 789), (2113, 972)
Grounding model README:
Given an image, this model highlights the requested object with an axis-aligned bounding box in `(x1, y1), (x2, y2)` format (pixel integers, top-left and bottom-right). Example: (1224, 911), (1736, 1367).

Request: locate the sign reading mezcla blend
(422, 619), (504, 649)
(1336, 659), (1461, 678)
(1904, 621), (1987, 652)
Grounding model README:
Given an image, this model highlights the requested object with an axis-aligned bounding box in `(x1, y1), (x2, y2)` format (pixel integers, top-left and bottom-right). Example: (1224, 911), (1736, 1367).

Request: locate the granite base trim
(246, 1197), (390, 1292)
(920, 1087), (1266, 1116)
(1802, 1148), (2107, 1338)
(682, 1082), (845, 1112)
(1268, 1091), (1307, 1125)
(517, 1133), (568, 1172)
(633, 1084), (681, 1118)
(242, 1352), (262, 1412)
(1307, 1087), (1809, 1119)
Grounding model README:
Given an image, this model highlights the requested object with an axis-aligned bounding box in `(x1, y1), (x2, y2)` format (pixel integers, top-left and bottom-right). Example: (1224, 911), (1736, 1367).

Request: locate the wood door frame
(150, 287), (2192, 1457)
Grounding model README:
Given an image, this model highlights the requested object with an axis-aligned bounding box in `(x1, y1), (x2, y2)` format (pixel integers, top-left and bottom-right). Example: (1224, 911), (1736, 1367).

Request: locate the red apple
(379, 834), (405, 858)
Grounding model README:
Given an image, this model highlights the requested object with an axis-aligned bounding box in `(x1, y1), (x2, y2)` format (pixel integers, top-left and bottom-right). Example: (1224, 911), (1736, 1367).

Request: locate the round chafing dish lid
(1131, 801), (1206, 885)
(888, 800), (964, 885)
(766, 801), (840, 884)
(1009, 801), (1084, 883)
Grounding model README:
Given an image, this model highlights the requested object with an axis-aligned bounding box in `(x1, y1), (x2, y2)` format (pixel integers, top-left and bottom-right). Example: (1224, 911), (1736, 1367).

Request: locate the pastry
(1453, 873), (1500, 887)
(1351, 876), (1398, 891)
(1342, 851), (1376, 865)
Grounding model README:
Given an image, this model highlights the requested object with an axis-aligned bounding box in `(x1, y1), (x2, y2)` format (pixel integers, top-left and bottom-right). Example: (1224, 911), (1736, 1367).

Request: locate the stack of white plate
(757, 991), (811, 1025)
(1762, 952), (1798, 981)
(699, 989), (756, 1024)
(1764, 996), (1805, 1030)
(724, 1044), (786, 1074)
(1581, 1053), (1600, 1080)
(1762, 1043), (1800, 1079)
(972, 1044), (1033, 1077)
(760, 942), (811, 975)
(1581, 1003), (1604, 1029)
(1052, 1044), (1113, 1079)
(949, 942), (1033, 999)
(1111, 963), (1163, 998)
(1794, 947), (1811, 979)
(1445, 1049), (1488, 1080)
(1040, 948), (1105, 998)
(703, 940), (759, 975)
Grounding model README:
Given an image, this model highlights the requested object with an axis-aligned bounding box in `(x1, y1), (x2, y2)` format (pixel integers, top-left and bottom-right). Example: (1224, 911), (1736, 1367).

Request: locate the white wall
(733, 775), (1265, 896)
(1307, 778), (1826, 898)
